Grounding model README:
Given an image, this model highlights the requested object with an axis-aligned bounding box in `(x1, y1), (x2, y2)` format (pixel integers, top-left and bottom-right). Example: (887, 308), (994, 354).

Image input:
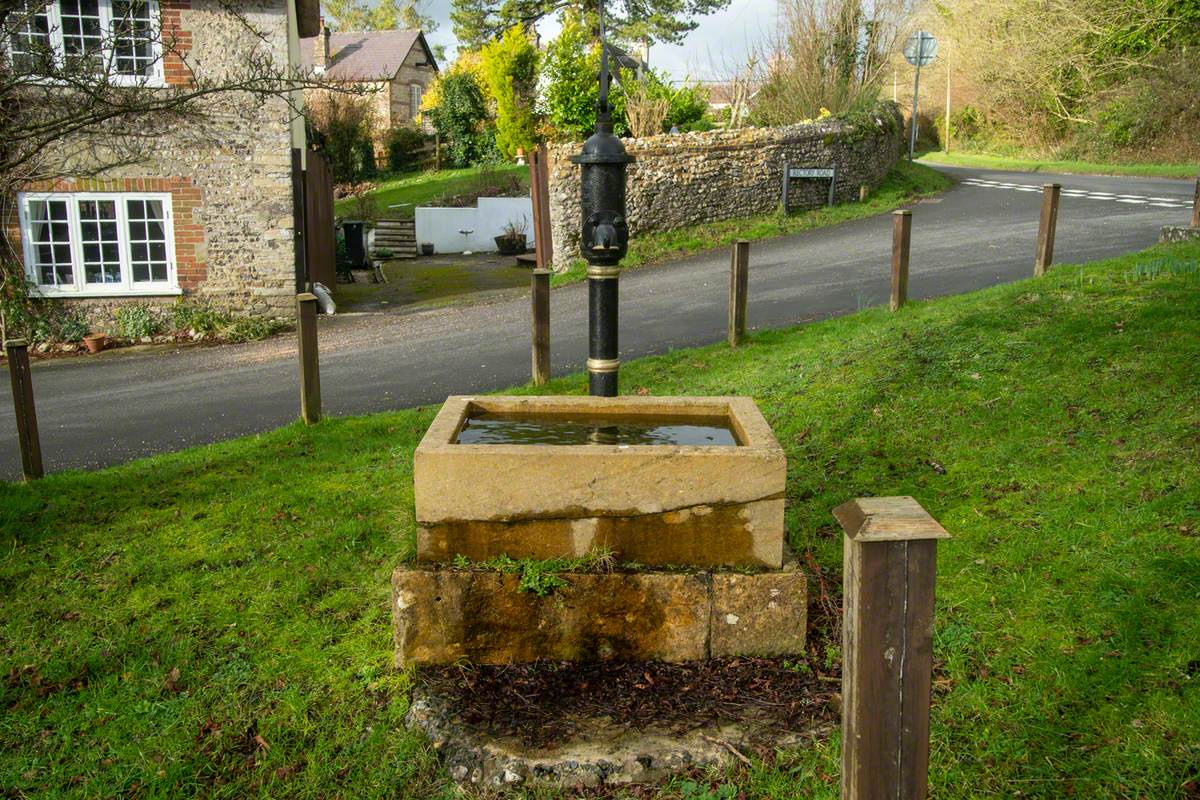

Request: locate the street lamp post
(570, 0), (632, 397)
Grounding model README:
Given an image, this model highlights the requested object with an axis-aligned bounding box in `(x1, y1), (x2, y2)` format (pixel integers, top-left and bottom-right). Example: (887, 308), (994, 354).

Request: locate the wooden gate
(304, 150), (336, 289)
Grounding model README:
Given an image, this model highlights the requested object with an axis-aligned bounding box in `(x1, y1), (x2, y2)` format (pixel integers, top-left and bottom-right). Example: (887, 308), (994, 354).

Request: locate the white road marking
(960, 178), (1188, 209)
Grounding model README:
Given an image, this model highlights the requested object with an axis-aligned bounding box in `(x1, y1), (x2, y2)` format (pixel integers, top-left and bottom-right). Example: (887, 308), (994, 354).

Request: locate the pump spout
(591, 221), (619, 252)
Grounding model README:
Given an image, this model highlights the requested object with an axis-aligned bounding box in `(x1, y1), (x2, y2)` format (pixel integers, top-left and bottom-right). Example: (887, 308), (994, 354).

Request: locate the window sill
(31, 287), (183, 299)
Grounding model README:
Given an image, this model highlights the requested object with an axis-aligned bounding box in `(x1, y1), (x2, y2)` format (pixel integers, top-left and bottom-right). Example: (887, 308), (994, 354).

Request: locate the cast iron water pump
(570, 0), (632, 397)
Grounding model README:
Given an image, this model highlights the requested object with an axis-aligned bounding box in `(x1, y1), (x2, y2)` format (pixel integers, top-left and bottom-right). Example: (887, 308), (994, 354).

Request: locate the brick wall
(547, 104), (906, 265)
(160, 0), (193, 87)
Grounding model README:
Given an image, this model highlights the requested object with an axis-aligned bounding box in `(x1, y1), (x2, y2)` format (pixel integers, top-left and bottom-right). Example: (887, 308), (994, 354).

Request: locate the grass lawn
(3, 240), (1200, 798)
(920, 149), (1200, 180)
(550, 160), (952, 287)
(334, 164), (528, 218)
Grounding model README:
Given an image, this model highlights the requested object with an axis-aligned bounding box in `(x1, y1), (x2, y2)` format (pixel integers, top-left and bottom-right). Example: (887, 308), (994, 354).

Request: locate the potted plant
(494, 218), (528, 256)
(83, 332), (107, 354)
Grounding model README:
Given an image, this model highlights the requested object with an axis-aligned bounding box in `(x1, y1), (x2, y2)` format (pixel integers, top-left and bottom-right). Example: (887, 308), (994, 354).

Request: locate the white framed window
(409, 83), (422, 120)
(5, 0), (164, 85)
(17, 192), (180, 296)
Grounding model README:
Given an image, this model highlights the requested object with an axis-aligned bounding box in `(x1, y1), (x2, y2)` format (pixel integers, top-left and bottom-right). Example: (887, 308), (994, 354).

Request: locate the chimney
(314, 17), (330, 72)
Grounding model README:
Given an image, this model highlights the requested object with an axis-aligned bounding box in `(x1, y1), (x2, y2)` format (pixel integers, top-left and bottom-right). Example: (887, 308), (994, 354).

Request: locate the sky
(416, 0), (779, 82)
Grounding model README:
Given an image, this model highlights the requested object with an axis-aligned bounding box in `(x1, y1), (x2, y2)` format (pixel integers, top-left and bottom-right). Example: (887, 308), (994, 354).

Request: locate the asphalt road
(1, 165), (1194, 478)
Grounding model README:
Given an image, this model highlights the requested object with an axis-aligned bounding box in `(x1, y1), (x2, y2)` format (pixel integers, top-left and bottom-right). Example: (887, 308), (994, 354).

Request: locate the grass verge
(550, 160), (952, 288)
(920, 149), (1199, 179)
(335, 164), (528, 218)
(2, 241), (1199, 798)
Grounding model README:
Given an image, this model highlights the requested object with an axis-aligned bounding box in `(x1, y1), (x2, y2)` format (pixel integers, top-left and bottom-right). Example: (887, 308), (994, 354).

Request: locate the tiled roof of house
(704, 83), (734, 106)
(299, 29), (435, 81)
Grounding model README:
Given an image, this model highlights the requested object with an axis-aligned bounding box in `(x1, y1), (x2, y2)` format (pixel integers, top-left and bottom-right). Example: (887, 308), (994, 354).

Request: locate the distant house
(702, 82), (756, 125)
(300, 21), (438, 158)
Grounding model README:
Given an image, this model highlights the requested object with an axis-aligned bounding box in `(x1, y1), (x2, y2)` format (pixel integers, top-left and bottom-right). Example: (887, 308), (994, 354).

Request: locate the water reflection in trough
(455, 412), (740, 446)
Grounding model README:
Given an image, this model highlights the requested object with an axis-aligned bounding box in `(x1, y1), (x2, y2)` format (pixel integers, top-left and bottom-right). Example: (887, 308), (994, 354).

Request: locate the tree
(322, 0), (438, 32)
(451, 0), (730, 51)
(748, 0), (907, 125)
(425, 66), (496, 167)
(932, 0), (1196, 143)
(479, 27), (540, 157)
(307, 93), (380, 182)
(539, 14), (627, 140)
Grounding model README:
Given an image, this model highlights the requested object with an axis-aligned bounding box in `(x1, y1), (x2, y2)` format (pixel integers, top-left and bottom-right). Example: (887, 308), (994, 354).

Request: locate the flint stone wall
(547, 103), (905, 265)
(1160, 225), (1200, 243)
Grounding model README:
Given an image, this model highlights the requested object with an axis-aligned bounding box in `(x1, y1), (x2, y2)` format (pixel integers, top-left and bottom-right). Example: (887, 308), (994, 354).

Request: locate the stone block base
(1160, 225), (1200, 243)
(392, 562), (806, 667)
(416, 498), (784, 569)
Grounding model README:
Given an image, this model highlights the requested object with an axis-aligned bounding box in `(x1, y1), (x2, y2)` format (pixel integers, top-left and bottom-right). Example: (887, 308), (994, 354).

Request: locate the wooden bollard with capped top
(1192, 175), (1199, 229)
(531, 268), (550, 385)
(835, 496), (950, 800)
(5, 339), (44, 480)
(1034, 183), (1062, 276)
(297, 293), (321, 425)
(728, 240), (749, 347)
(891, 210), (911, 311)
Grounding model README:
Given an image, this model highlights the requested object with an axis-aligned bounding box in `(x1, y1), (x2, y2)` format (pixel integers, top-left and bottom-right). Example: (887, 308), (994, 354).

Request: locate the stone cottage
(300, 21), (439, 160)
(2, 0), (326, 323)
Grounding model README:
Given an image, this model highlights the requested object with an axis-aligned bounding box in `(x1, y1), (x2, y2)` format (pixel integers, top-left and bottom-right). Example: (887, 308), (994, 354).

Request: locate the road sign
(789, 167), (835, 179)
(781, 162), (838, 211)
(904, 32), (937, 67)
(904, 31), (938, 161)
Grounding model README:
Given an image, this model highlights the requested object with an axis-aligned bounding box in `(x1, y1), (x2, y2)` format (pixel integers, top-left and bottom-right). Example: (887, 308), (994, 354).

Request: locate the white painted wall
(415, 198), (535, 254)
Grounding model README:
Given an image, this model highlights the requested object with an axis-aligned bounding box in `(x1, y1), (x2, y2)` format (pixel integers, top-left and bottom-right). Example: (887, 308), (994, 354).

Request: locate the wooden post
(528, 144), (554, 269)
(5, 339), (43, 480)
(834, 496), (950, 800)
(1034, 183), (1062, 277)
(781, 160), (790, 213)
(297, 293), (321, 424)
(728, 240), (749, 347)
(531, 268), (550, 385)
(859, 184), (868, 203)
(890, 210), (911, 311)
(1191, 176), (1199, 229)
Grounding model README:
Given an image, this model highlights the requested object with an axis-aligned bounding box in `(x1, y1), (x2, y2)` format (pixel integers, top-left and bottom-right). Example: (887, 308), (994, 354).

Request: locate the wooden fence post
(297, 293), (321, 425)
(528, 144), (554, 269)
(531, 268), (550, 385)
(1191, 176), (1199, 229)
(891, 210), (912, 311)
(1034, 183), (1062, 276)
(834, 496), (950, 800)
(728, 240), (749, 347)
(859, 184), (868, 203)
(5, 339), (43, 480)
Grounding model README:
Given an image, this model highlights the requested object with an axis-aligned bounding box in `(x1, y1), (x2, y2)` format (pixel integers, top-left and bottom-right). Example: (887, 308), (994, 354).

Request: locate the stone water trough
(392, 395), (807, 666)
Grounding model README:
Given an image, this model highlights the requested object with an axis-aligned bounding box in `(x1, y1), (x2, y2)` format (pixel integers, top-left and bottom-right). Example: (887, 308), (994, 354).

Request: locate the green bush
(0, 263), (40, 342)
(385, 126), (428, 172)
(659, 80), (708, 130)
(115, 305), (161, 339)
(223, 316), (288, 343)
(171, 300), (229, 334)
(480, 26), (540, 158)
(308, 93), (380, 183)
(539, 14), (627, 140)
(56, 308), (91, 342)
(678, 118), (716, 133)
(425, 70), (494, 168)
